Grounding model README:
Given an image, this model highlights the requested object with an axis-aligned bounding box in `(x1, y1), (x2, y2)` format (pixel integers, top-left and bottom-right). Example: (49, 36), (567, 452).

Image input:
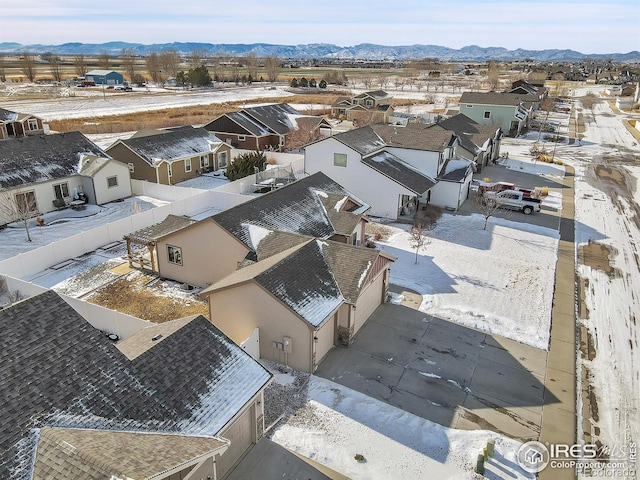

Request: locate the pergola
(123, 215), (196, 274)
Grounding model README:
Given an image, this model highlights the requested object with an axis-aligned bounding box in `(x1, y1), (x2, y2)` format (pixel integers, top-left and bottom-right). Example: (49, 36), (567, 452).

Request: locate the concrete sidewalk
(538, 165), (577, 480)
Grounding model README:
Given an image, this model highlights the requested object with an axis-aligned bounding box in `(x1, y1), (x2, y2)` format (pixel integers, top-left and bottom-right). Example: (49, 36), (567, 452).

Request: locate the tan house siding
(207, 282), (313, 372)
(216, 395), (261, 478)
(108, 143), (158, 183)
(353, 270), (386, 336)
(157, 220), (250, 288)
(314, 314), (336, 366)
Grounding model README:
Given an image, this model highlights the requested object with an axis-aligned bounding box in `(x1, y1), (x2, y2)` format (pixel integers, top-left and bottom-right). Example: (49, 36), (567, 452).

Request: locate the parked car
(483, 189), (542, 215)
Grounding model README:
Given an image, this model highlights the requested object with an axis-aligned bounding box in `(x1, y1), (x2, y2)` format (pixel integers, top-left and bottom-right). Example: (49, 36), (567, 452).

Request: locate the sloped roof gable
(0, 132), (109, 189)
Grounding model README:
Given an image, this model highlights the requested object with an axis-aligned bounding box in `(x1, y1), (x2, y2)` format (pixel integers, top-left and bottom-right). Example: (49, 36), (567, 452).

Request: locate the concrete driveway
(316, 299), (555, 441)
(457, 163), (566, 231)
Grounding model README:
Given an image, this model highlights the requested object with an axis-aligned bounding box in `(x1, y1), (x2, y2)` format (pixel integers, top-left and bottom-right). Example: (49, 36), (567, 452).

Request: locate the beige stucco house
(200, 235), (394, 373)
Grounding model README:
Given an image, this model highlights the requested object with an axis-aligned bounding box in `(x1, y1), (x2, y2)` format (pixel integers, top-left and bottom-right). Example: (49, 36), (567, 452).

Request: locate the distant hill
(0, 41), (638, 62)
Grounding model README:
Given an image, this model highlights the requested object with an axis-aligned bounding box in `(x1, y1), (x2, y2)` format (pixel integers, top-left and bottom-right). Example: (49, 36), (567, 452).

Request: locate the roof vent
(152, 334), (163, 341)
(106, 333), (119, 342)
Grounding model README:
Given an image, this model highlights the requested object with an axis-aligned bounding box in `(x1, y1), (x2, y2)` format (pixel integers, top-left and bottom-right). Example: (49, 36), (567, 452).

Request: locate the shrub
(225, 151), (266, 181)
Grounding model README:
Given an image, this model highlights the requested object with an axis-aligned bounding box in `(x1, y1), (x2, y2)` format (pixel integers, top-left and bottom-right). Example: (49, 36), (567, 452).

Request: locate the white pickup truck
(483, 189), (542, 215)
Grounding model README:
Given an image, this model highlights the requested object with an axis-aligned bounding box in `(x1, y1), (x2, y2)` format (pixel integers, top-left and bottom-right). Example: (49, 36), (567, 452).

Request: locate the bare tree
(121, 49), (137, 82)
(48, 55), (63, 82)
(376, 73), (391, 89)
(487, 60), (500, 91)
(74, 54), (87, 77)
(188, 49), (207, 69)
(284, 122), (323, 152)
(0, 189), (39, 242)
(146, 52), (161, 83)
(263, 55), (281, 82)
(159, 49), (181, 77)
(476, 190), (503, 230)
(20, 51), (36, 82)
(0, 55), (7, 82)
(409, 223), (431, 264)
(244, 52), (258, 81)
(0, 275), (25, 307)
(98, 51), (111, 69)
(362, 76), (373, 89)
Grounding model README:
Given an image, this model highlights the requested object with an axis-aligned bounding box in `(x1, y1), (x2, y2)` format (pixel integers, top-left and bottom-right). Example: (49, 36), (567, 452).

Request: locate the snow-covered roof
(332, 126), (386, 155)
(362, 151), (436, 194)
(124, 214), (197, 245)
(202, 236), (392, 326)
(111, 127), (223, 166)
(438, 159), (473, 182)
(0, 107), (19, 122)
(212, 172), (369, 251)
(0, 132), (110, 190)
(0, 290), (271, 479)
(243, 103), (304, 135)
(86, 69), (121, 76)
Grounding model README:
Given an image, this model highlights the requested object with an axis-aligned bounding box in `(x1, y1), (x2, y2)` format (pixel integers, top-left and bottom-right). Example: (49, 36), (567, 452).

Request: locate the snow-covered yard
(376, 214), (559, 350)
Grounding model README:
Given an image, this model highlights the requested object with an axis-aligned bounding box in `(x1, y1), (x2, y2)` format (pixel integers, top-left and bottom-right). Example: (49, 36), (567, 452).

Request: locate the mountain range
(1, 42), (638, 62)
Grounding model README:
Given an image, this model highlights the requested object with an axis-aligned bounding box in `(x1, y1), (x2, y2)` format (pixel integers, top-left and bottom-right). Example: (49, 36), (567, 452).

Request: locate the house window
(185, 158), (192, 172)
(167, 245), (182, 265)
(27, 119), (39, 131)
(107, 176), (118, 188)
(238, 135), (246, 141)
(53, 182), (69, 199)
(218, 151), (228, 169)
(365, 99), (373, 107)
(466, 105), (473, 108)
(279, 136), (285, 146)
(168, 164), (172, 178)
(15, 191), (38, 214)
(334, 153), (347, 167)
(484, 111), (491, 119)
(127, 163), (135, 173)
(200, 155), (209, 169)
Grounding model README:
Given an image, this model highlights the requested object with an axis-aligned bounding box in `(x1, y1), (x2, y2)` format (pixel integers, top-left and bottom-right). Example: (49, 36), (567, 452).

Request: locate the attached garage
(217, 403), (256, 478)
(315, 315), (336, 365)
(353, 270), (387, 336)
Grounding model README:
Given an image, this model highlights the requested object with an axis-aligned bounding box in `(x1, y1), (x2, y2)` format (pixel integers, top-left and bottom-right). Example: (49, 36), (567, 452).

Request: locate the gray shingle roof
(362, 151), (436, 194)
(371, 123), (456, 151)
(332, 126), (386, 155)
(0, 132), (109, 189)
(243, 103), (301, 135)
(212, 172), (368, 250)
(436, 114), (500, 154)
(438, 159), (473, 182)
(0, 107), (19, 122)
(124, 214), (197, 245)
(459, 91), (537, 107)
(112, 127), (222, 166)
(0, 290), (271, 479)
(33, 427), (228, 480)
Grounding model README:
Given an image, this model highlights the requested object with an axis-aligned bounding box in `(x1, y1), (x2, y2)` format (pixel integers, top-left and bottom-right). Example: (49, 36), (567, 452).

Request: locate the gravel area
(260, 360), (310, 433)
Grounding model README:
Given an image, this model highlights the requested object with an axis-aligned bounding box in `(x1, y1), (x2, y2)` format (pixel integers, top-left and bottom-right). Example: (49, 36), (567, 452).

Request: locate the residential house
(0, 290), (272, 479)
(0, 132), (132, 226)
(432, 113), (503, 172)
(507, 80), (548, 101)
(303, 122), (473, 218)
(85, 69), (124, 85)
(0, 107), (46, 140)
(203, 103), (332, 151)
(130, 172), (371, 288)
(106, 127), (231, 185)
(331, 90), (395, 124)
(458, 91), (535, 136)
(201, 234), (394, 373)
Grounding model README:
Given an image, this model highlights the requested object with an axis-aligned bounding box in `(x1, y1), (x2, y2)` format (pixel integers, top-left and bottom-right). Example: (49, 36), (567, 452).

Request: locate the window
(185, 158), (192, 172)
(238, 135), (246, 141)
(107, 176), (118, 188)
(483, 111), (491, 119)
(217, 151), (228, 169)
(200, 155), (209, 169)
(27, 119), (39, 131)
(167, 245), (183, 265)
(53, 182), (69, 199)
(279, 136), (285, 146)
(466, 105), (473, 108)
(15, 191), (38, 214)
(334, 153), (347, 167)
(127, 163), (135, 173)
(168, 164), (172, 178)
(365, 99), (373, 107)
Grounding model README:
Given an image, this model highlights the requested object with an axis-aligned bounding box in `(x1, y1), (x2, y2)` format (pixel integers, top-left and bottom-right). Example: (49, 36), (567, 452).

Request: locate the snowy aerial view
(1, 2), (639, 479)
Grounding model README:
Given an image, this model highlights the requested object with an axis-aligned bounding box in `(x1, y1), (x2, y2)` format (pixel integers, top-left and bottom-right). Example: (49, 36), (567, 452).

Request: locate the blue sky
(1, 0), (638, 54)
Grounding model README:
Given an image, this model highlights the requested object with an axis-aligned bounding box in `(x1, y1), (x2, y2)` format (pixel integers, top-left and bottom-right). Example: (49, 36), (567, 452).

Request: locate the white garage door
(217, 406), (254, 477)
(354, 272), (385, 335)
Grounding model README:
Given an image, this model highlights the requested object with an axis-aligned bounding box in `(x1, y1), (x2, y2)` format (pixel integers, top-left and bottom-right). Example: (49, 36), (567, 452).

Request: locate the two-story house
(331, 90), (395, 124)
(459, 92), (534, 136)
